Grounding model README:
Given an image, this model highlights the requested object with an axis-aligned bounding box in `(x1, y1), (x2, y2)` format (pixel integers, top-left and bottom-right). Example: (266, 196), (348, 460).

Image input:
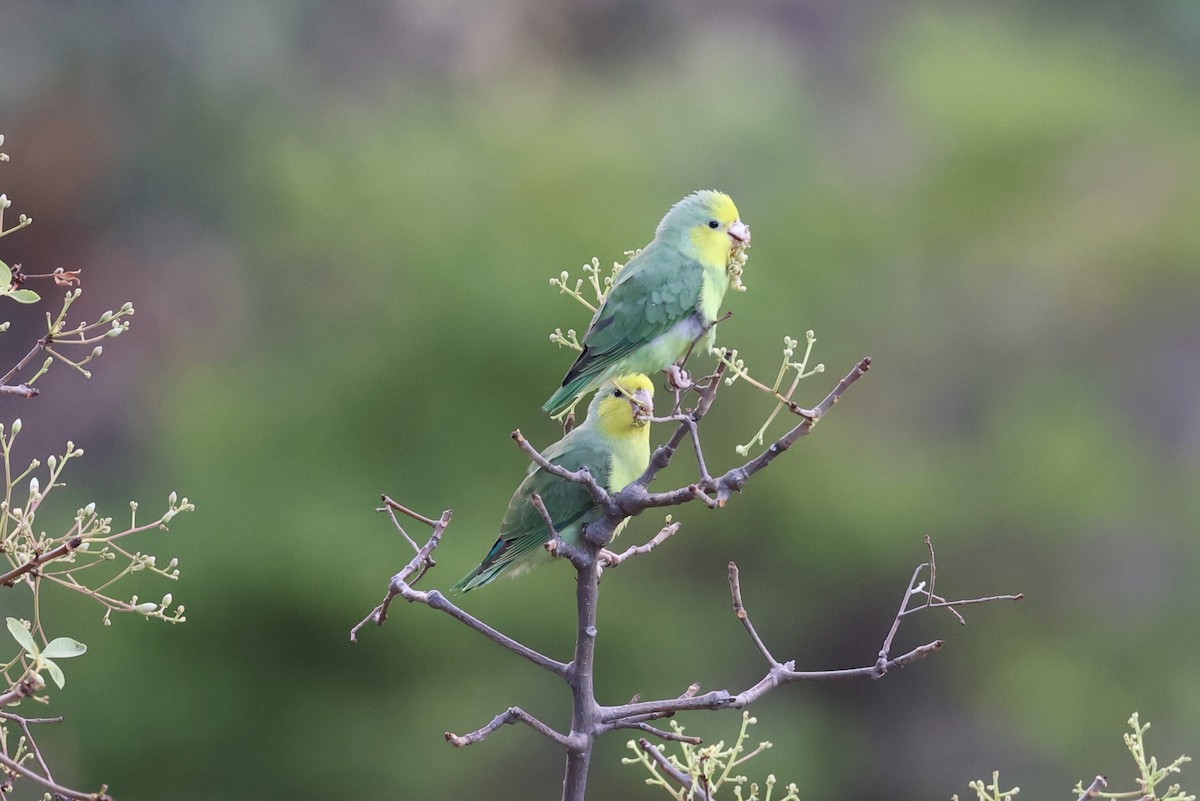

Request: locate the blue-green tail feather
(542, 373), (596, 416)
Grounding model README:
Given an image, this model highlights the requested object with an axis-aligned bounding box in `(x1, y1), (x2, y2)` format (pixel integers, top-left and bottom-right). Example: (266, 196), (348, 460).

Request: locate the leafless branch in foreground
(351, 357), (1021, 801)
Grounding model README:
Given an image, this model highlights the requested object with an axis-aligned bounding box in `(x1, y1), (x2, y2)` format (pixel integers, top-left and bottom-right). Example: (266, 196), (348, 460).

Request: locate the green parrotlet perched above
(453, 375), (655, 593)
(543, 190), (749, 417)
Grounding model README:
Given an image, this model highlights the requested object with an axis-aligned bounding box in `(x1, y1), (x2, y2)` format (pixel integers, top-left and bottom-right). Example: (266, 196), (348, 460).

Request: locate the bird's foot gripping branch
(351, 357), (1022, 801)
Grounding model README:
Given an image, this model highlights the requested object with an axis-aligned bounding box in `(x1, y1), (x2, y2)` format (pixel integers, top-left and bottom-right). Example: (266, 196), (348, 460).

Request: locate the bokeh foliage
(1, 2), (1197, 799)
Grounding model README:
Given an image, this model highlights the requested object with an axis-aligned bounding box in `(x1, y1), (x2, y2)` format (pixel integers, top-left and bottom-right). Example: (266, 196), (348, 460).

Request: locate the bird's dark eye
(611, 389), (622, 397)
(707, 220), (720, 229)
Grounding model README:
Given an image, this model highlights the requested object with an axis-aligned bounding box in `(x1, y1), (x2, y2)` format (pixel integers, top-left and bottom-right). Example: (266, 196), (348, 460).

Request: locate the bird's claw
(666, 364), (693, 392)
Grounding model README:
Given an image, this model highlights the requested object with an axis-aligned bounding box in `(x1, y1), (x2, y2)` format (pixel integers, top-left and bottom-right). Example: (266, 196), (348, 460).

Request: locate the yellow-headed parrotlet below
(454, 375), (655, 592)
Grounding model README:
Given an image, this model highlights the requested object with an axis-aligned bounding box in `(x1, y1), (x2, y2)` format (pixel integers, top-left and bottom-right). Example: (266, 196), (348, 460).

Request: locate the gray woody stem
(352, 357), (1017, 801)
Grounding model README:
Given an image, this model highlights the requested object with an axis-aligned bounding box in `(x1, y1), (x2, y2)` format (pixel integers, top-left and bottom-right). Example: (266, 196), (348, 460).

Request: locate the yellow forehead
(702, 191), (740, 225)
(611, 374), (655, 397)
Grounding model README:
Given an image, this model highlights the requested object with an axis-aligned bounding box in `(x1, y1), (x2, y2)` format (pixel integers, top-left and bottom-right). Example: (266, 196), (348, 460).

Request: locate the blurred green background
(2, 1), (1198, 799)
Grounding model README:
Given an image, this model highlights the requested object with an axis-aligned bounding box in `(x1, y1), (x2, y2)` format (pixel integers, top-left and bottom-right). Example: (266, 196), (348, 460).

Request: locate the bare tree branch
(512, 430), (614, 511)
(349, 505), (452, 641)
(600, 547), (1019, 725)
(0, 383), (38, 398)
(611, 722), (702, 744)
(446, 706), (572, 749)
(352, 354), (1021, 801)
(350, 504), (569, 677)
(0, 535), (83, 587)
(637, 738), (696, 790)
(728, 562), (779, 666)
(599, 521), (682, 570)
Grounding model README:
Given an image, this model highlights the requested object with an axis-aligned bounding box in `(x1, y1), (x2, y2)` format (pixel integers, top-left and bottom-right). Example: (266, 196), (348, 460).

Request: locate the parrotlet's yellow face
(595, 374), (655, 435)
(658, 190), (750, 267)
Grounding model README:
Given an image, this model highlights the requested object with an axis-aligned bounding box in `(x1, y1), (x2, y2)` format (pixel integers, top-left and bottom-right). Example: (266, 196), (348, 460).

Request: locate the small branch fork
(352, 503), (1020, 770)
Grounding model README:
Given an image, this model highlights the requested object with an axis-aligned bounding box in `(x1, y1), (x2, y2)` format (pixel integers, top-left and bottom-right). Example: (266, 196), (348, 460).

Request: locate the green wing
(543, 247), (704, 414)
(452, 433), (612, 592)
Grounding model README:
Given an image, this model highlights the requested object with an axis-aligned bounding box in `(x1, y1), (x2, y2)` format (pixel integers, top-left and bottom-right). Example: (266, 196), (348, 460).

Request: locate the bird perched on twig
(454, 375), (655, 592)
(543, 190), (749, 417)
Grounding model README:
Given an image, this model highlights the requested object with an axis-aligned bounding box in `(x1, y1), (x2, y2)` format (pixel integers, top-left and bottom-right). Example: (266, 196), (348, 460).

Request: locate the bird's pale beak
(728, 220), (750, 243)
(630, 389), (654, 426)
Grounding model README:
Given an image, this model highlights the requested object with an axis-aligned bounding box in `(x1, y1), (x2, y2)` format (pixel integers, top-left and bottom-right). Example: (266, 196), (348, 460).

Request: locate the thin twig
(531, 492), (589, 569)
(728, 563), (778, 666)
(380, 495), (438, 528)
(602, 540), (1018, 725)
(600, 522), (682, 569)
(0, 335), (51, 388)
(0, 750), (111, 801)
(1076, 775), (1108, 801)
(638, 358), (871, 509)
(637, 739), (695, 792)
(0, 384), (38, 398)
(512, 430), (613, 509)
(610, 721), (702, 744)
(0, 536), (83, 587)
(349, 508), (452, 641)
(446, 706), (572, 749)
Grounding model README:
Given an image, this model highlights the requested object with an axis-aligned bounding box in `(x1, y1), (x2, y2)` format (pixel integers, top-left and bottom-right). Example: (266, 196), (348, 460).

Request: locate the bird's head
(657, 190), (749, 266)
(592, 374), (655, 436)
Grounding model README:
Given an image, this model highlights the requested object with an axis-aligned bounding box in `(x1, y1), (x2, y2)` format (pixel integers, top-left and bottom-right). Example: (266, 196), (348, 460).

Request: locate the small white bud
(11, 418), (21, 434)
(28, 477), (39, 496)
(83, 502), (96, 515)
(169, 491), (178, 506)
(135, 602), (158, 614)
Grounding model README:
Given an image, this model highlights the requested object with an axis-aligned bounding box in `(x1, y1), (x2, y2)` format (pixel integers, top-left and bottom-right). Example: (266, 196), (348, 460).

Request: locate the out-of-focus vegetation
(1, 2), (1198, 799)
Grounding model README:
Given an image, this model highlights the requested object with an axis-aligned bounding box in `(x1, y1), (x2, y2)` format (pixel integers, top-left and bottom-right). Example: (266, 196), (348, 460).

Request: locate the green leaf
(0, 260), (11, 287)
(6, 617), (37, 654)
(6, 288), (40, 304)
(41, 637), (87, 659)
(42, 658), (65, 689)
